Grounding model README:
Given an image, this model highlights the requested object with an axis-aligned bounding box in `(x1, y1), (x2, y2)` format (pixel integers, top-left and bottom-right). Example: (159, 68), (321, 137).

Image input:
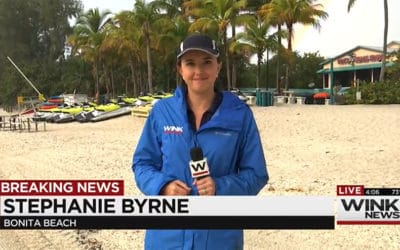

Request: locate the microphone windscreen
(190, 147), (203, 161)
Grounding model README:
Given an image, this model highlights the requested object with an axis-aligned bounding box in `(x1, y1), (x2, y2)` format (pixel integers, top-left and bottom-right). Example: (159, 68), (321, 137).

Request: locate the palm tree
(153, 0), (185, 17)
(99, 32), (119, 98)
(132, 0), (163, 94)
(260, 0), (327, 51)
(258, 1), (285, 93)
(259, 0), (327, 90)
(112, 10), (150, 96)
(155, 16), (190, 88)
(348, 0), (388, 82)
(151, 0), (189, 89)
(68, 8), (112, 96)
(234, 16), (281, 89)
(184, 0), (249, 90)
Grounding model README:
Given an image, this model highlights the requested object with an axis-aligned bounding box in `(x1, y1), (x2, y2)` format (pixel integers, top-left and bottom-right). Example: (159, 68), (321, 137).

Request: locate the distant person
(132, 34), (268, 250)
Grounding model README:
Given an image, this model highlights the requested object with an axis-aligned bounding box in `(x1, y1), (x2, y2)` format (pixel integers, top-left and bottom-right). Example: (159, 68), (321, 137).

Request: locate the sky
(81, 0), (400, 58)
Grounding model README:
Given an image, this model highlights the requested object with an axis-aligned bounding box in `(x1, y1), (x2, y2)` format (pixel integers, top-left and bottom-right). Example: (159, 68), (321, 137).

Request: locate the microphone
(189, 147), (210, 179)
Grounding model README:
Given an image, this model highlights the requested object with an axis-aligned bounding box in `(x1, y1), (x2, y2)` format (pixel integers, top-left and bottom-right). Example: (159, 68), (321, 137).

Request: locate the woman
(132, 34), (268, 250)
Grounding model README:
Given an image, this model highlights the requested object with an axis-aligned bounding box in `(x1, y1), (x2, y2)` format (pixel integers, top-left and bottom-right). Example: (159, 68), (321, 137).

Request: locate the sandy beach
(0, 104), (399, 249)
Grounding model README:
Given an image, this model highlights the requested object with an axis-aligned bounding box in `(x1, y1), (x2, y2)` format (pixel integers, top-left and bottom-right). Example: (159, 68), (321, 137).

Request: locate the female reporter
(132, 33), (268, 250)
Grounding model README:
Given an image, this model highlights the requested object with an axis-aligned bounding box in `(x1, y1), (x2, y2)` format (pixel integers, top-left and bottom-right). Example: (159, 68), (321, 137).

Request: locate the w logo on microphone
(189, 159), (210, 178)
(191, 161), (206, 171)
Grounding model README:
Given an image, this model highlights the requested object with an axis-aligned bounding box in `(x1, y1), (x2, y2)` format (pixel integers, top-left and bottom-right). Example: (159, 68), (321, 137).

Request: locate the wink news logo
(163, 126), (183, 135)
(341, 198), (400, 219)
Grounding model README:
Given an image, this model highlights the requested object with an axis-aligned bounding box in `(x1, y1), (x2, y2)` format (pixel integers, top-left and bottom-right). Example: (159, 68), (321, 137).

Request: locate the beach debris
(87, 238), (102, 250)
(76, 230), (102, 249)
(284, 187), (305, 193)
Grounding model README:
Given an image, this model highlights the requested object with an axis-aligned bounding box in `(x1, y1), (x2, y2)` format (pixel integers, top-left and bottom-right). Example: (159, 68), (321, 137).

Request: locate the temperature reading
(392, 189), (400, 195)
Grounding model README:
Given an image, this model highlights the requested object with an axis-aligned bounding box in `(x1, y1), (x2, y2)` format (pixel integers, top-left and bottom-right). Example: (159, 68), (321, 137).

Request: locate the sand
(0, 104), (399, 249)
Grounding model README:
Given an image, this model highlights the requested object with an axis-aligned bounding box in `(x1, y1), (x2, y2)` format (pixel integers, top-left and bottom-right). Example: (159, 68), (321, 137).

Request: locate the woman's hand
(160, 180), (191, 195)
(193, 177), (216, 196)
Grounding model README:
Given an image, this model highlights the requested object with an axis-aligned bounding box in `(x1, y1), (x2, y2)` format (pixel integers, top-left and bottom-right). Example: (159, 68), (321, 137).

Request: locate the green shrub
(344, 81), (400, 104)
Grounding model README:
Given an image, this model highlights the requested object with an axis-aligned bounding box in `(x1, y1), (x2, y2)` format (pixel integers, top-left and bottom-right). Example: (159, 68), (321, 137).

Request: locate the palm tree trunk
(276, 25), (282, 95)
(231, 58), (237, 89)
(231, 24), (236, 89)
(286, 25), (294, 90)
(287, 24), (293, 51)
(224, 34), (231, 90)
(146, 40), (153, 93)
(125, 78), (128, 96)
(110, 66), (115, 98)
(379, 0), (388, 82)
(128, 57), (137, 97)
(93, 62), (99, 96)
(256, 54), (261, 89)
(284, 64), (289, 90)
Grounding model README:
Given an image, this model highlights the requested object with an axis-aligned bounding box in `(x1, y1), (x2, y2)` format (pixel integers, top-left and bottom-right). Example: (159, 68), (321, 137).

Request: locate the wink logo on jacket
(163, 126), (183, 135)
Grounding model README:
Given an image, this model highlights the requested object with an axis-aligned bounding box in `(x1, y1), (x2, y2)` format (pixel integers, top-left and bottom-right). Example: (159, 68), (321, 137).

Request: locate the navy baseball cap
(177, 34), (219, 59)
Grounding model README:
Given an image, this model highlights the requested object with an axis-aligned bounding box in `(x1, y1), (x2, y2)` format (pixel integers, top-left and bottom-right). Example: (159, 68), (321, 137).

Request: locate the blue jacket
(132, 86), (268, 250)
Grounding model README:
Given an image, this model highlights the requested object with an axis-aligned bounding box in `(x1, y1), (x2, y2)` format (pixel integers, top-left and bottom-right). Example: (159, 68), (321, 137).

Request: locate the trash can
(256, 91), (273, 106)
(261, 92), (267, 106)
(265, 91), (274, 106)
(267, 91), (274, 106)
(256, 90), (261, 106)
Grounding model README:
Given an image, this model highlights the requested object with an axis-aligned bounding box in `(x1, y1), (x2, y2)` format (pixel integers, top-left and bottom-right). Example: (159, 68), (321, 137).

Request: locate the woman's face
(178, 50), (221, 95)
